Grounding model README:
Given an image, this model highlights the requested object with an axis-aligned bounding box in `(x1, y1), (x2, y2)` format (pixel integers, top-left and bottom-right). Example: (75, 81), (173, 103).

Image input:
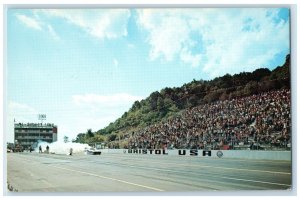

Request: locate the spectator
(115, 89), (291, 150)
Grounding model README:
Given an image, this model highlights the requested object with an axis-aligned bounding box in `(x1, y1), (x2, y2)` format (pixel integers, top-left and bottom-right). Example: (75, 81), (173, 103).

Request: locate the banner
(125, 149), (224, 158)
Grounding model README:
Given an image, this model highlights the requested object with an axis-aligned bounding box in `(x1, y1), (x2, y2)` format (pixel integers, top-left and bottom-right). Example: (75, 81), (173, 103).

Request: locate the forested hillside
(73, 55), (290, 144)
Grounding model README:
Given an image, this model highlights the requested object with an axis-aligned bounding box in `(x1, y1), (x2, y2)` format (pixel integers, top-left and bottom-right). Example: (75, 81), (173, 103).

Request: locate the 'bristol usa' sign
(125, 149), (224, 158)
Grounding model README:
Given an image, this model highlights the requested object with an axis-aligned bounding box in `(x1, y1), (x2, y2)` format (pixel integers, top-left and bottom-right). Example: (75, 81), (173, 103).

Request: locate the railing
(14, 123), (56, 128)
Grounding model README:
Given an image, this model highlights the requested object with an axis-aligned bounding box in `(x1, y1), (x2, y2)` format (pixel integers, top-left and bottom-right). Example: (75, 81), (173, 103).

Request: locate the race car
(86, 147), (102, 155)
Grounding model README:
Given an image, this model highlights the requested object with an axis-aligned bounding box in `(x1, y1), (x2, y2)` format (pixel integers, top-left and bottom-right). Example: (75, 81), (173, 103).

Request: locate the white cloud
(127, 43), (135, 49)
(47, 24), (60, 40)
(71, 93), (144, 130)
(16, 13), (61, 41)
(16, 14), (42, 30)
(138, 10), (191, 62)
(113, 58), (119, 67)
(199, 9), (290, 77)
(72, 93), (144, 108)
(60, 115), (118, 140)
(66, 93), (144, 139)
(137, 8), (290, 77)
(38, 9), (131, 40)
(180, 48), (202, 68)
(7, 102), (39, 142)
(8, 102), (38, 121)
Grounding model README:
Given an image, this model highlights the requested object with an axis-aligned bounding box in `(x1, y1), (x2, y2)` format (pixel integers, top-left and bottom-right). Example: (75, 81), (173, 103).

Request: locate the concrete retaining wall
(101, 149), (291, 161)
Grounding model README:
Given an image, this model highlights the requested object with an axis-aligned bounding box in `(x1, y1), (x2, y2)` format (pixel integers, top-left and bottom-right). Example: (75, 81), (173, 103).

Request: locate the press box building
(14, 123), (58, 149)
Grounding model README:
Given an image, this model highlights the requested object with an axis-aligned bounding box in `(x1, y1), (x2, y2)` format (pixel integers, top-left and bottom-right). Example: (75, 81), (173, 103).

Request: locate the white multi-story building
(14, 123), (58, 149)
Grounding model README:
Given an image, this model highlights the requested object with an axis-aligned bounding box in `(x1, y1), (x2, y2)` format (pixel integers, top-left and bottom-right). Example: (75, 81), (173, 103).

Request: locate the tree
(108, 134), (117, 142)
(157, 96), (165, 112)
(252, 68), (271, 81)
(203, 90), (222, 103)
(131, 101), (141, 111)
(244, 81), (259, 96)
(73, 133), (86, 143)
(149, 91), (161, 110)
(87, 129), (94, 138)
(219, 90), (229, 101)
(93, 134), (105, 143)
(187, 95), (198, 108)
(63, 135), (69, 143)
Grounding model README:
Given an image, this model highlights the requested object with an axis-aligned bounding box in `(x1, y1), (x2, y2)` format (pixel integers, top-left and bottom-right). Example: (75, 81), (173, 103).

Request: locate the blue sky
(6, 8), (290, 142)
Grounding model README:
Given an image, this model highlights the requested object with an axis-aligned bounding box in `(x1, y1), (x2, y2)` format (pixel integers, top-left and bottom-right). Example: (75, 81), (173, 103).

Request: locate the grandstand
(110, 89), (290, 151)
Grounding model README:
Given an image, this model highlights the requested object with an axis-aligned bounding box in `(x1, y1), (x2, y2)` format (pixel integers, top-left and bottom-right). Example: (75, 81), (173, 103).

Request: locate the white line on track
(113, 163), (291, 187)
(13, 154), (291, 188)
(51, 165), (164, 192)
(190, 164), (291, 175)
(97, 154), (291, 175)
(217, 175), (291, 187)
(127, 160), (291, 175)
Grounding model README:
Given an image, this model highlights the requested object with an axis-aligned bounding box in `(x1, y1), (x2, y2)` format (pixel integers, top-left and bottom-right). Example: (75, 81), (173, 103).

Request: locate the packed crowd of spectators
(120, 89), (291, 150)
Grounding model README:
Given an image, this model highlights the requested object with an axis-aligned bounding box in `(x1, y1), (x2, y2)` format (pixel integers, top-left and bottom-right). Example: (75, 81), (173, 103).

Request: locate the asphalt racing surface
(7, 152), (292, 193)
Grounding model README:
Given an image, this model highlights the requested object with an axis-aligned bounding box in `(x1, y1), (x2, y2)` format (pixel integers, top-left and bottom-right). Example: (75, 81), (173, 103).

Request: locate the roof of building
(14, 123), (57, 129)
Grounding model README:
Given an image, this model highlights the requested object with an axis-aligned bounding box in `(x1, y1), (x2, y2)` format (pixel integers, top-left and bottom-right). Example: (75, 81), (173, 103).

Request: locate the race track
(6, 152), (292, 193)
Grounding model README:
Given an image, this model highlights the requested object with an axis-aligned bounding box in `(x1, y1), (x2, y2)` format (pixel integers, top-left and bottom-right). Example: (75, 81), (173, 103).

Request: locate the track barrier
(100, 149), (291, 161)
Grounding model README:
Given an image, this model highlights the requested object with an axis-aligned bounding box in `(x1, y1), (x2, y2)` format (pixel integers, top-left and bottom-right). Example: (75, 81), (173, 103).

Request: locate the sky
(6, 8), (290, 142)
